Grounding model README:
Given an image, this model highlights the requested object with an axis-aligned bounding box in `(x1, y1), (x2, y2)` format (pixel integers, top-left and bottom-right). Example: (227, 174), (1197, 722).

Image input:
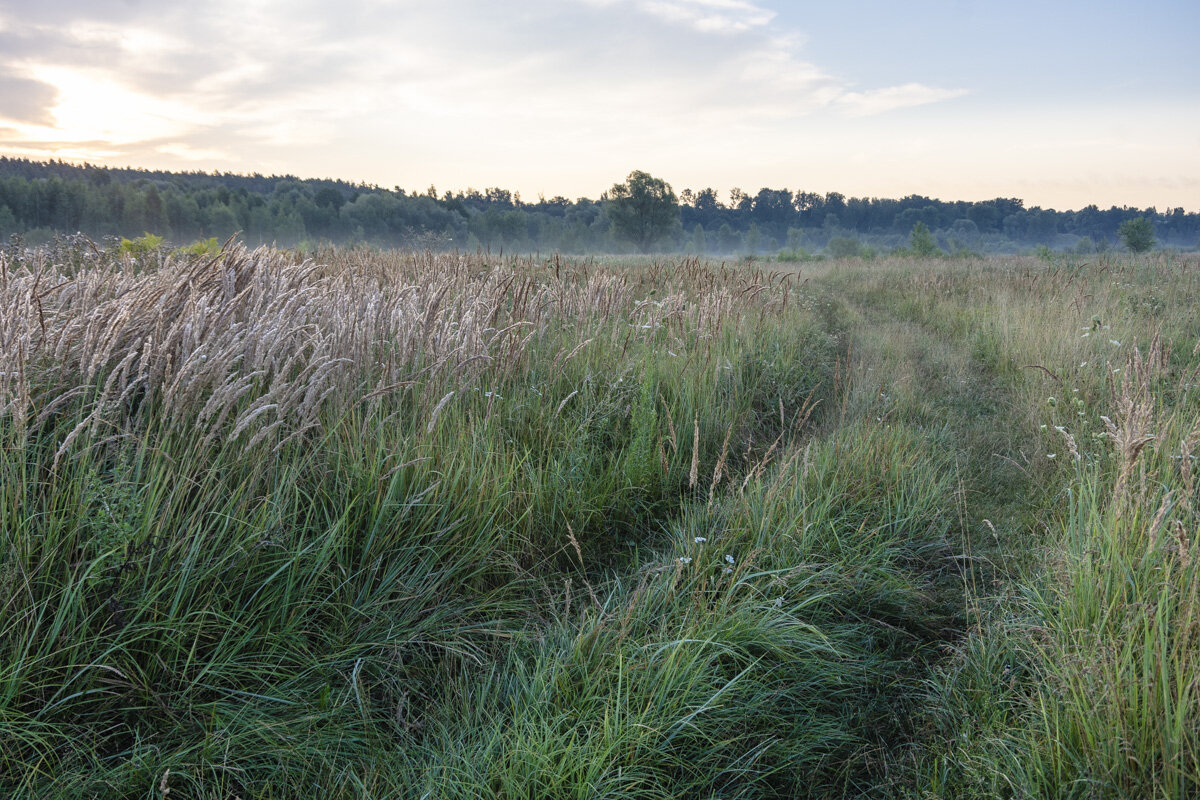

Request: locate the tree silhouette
(1117, 216), (1155, 253)
(606, 170), (680, 253)
(909, 221), (940, 257)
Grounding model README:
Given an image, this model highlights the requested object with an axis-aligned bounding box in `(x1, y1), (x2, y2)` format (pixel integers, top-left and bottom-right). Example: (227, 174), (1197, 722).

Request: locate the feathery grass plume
(707, 422), (732, 506)
(553, 390), (578, 417)
(1179, 428), (1197, 514)
(1055, 425), (1082, 462)
(1174, 520), (1192, 567)
(689, 416), (700, 488)
(565, 523), (599, 609)
(426, 390), (455, 433)
(1102, 349), (1157, 504)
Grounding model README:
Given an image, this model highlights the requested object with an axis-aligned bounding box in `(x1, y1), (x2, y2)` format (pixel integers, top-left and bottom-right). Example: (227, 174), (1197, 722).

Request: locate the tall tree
(1117, 216), (1155, 253)
(909, 221), (940, 257)
(605, 170), (680, 253)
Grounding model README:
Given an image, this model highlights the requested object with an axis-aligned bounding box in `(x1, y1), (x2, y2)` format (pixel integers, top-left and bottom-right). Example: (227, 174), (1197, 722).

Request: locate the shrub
(776, 247), (822, 263)
(909, 221), (940, 257)
(178, 237), (222, 257)
(1117, 216), (1155, 253)
(118, 232), (164, 258)
(825, 237), (863, 258)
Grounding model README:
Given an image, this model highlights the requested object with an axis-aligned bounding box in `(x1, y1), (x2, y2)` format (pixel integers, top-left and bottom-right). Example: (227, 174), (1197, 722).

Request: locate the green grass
(1, 245), (1197, 797)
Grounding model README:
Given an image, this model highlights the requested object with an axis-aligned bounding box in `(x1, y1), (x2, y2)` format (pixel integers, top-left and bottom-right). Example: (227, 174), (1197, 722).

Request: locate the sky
(0, 0), (1197, 210)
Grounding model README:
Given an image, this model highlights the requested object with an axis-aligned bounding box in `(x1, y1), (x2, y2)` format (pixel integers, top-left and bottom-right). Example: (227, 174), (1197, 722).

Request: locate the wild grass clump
(407, 421), (959, 798)
(1, 242), (858, 796)
(903, 255), (1200, 799)
(5, 240), (1195, 797)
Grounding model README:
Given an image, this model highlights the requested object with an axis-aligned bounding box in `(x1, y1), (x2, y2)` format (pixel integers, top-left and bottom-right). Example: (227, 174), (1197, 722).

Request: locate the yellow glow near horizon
(0, 59), (1195, 212)
(0, 3), (1197, 212)
(12, 66), (197, 147)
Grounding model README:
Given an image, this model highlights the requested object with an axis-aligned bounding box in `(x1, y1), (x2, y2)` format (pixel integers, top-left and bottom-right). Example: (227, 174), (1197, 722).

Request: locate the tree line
(1, 157), (1195, 254)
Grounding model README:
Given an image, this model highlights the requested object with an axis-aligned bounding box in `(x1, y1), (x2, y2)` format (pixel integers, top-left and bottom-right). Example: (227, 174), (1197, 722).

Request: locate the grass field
(1, 241), (1197, 798)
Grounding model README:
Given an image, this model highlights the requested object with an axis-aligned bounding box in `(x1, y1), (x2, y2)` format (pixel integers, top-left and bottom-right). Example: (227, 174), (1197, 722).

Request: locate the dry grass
(1, 245), (794, 463)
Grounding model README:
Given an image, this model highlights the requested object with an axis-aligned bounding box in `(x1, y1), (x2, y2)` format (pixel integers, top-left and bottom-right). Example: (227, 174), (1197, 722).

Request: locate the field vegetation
(1, 238), (1197, 798)
(4, 158), (1198, 254)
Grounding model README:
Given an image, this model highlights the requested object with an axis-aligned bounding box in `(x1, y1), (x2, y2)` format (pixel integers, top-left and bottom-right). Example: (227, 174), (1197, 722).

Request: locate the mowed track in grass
(819, 254), (1200, 799)
(1, 242), (1197, 798)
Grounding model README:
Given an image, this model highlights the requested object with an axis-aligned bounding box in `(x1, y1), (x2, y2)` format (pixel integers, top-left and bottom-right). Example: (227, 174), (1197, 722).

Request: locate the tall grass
(2, 242), (1196, 797)
(0, 243), (858, 797)
(406, 420), (959, 798)
(846, 254), (1200, 798)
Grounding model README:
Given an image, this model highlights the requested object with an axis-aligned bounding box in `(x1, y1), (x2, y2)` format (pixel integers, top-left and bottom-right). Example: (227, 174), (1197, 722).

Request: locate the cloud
(153, 142), (231, 162)
(569, 1), (962, 117)
(835, 82), (969, 116)
(638, 0), (775, 34)
(0, 0), (972, 190)
(0, 68), (58, 125)
(577, 0), (775, 33)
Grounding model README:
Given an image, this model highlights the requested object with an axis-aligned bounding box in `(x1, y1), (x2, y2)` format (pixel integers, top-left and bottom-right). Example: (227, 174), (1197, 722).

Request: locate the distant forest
(1, 157), (1197, 254)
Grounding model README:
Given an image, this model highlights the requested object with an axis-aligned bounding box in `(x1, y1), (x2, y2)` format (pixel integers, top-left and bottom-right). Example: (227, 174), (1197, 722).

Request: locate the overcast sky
(1, 0), (1197, 209)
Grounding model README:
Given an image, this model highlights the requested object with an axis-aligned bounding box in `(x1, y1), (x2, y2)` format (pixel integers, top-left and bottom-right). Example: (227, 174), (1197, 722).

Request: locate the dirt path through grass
(814, 255), (1200, 798)
(810, 264), (1058, 786)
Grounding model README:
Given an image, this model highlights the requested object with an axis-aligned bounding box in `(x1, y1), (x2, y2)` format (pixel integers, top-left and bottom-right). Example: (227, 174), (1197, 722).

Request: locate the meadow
(1, 239), (1196, 798)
